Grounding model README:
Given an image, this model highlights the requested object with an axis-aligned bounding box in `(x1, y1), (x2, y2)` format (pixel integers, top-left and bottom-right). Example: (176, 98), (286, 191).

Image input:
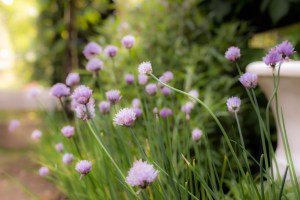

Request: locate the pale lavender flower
(153, 107), (158, 114)
(76, 160), (92, 179)
(55, 143), (64, 152)
(104, 45), (118, 58)
(239, 72), (258, 89)
(263, 48), (282, 67)
(71, 85), (93, 105)
(192, 128), (202, 141)
(133, 108), (142, 117)
(145, 83), (157, 96)
(106, 90), (122, 104)
(126, 160), (158, 189)
(27, 87), (41, 99)
(225, 46), (241, 62)
(122, 35), (135, 49)
(276, 40), (295, 59)
(132, 98), (140, 108)
(39, 167), (49, 177)
(62, 153), (74, 165)
(61, 125), (75, 138)
(83, 42), (102, 59)
(161, 86), (171, 96)
(86, 58), (104, 72)
(160, 108), (173, 118)
(138, 74), (148, 85)
(50, 83), (70, 98)
(125, 74), (134, 84)
(159, 71), (174, 83)
(188, 90), (199, 99)
(8, 119), (20, 132)
(75, 98), (95, 120)
(98, 101), (110, 114)
(31, 129), (42, 141)
(226, 97), (241, 113)
(114, 108), (136, 127)
(66, 73), (80, 86)
(181, 102), (194, 120)
(138, 62), (152, 75)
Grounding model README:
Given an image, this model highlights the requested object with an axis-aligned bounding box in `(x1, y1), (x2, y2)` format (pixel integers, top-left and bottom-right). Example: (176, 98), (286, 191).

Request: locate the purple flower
(62, 153), (74, 165)
(61, 125), (75, 138)
(31, 129), (42, 141)
(114, 108), (136, 127)
(160, 108), (173, 118)
(76, 160), (92, 179)
(122, 35), (135, 49)
(263, 48), (282, 67)
(276, 40), (295, 59)
(239, 72), (258, 89)
(225, 46), (241, 62)
(104, 45), (118, 58)
(66, 73), (80, 86)
(192, 128), (202, 141)
(55, 143), (64, 152)
(226, 97), (241, 113)
(50, 83), (70, 98)
(188, 90), (199, 99)
(8, 119), (20, 132)
(133, 108), (142, 117)
(138, 74), (148, 85)
(72, 85), (93, 105)
(138, 62), (152, 75)
(27, 87), (41, 99)
(161, 86), (171, 96)
(86, 58), (104, 73)
(98, 101), (111, 114)
(74, 98), (95, 120)
(159, 71), (174, 83)
(125, 74), (134, 84)
(39, 167), (49, 177)
(83, 42), (102, 60)
(132, 98), (140, 108)
(181, 102), (194, 120)
(145, 83), (157, 96)
(126, 160), (159, 189)
(106, 90), (122, 104)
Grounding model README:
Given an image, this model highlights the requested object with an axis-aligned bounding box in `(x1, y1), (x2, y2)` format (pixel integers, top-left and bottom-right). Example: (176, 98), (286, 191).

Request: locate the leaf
(269, 0), (290, 24)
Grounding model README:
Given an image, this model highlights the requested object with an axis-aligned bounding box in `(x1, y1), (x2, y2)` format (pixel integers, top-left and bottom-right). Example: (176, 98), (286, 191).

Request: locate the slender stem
(129, 128), (147, 159)
(59, 98), (69, 121)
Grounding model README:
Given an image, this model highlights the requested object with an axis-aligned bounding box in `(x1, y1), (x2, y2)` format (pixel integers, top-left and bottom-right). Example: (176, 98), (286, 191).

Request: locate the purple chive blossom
(71, 85), (93, 105)
(263, 48), (282, 67)
(239, 72), (258, 89)
(61, 125), (75, 138)
(98, 101), (111, 114)
(160, 108), (173, 118)
(83, 42), (102, 60)
(225, 46), (241, 62)
(161, 86), (171, 96)
(8, 119), (20, 132)
(66, 73), (80, 86)
(62, 153), (74, 165)
(133, 108), (142, 117)
(75, 98), (95, 120)
(138, 62), (152, 75)
(125, 74), (135, 84)
(159, 71), (174, 83)
(132, 98), (141, 108)
(39, 167), (49, 177)
(104, 45), (118, 58)
(27, 87), (41, 99)
(31, 129), (42, 141)
(181, 102), (195, 120)
(126, 160), (159, 189)
(122, 35), (135, 49)
(86, 58), (104, 73)
(188, 90), (199, 99)
(138, 74), (148, 85)
(276, 40), (295, 59)
(192, 128), (202, 141)
(55, 143), (64, 152)
(145, 83), (157, 96)
(114, 108), (136, 127)
(76, 160), (92, 179)
(50, 83), (70, 98)
(106, 90), (122, 104)
(226, 97), (241, 113)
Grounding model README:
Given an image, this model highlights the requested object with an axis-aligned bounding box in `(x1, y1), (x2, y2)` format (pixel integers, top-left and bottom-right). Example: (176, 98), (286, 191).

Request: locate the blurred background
(1, 0), (300, 199)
